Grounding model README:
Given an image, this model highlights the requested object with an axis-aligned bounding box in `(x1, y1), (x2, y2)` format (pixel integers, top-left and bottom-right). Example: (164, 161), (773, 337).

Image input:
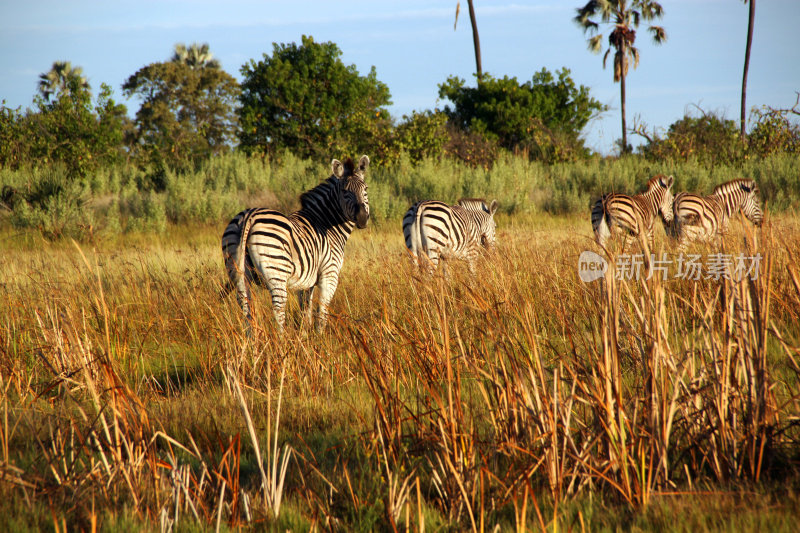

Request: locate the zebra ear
(489, 199), (499, 215)
(358, 155), (370, 173)
(660, 175), (674, 189)
(331, 159), (345, 178)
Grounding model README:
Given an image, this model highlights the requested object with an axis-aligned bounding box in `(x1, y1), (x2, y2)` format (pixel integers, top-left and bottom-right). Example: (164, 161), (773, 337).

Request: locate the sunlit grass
(1, 211), (800, 531)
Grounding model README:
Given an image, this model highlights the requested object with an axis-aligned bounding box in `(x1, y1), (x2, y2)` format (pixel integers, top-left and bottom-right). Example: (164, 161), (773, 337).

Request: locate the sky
(1, 0), (799, 155)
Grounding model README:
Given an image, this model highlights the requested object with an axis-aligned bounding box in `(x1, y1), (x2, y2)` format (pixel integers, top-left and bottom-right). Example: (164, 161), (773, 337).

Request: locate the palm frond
(590, 34), (605, 54)
(613, 52), (623, 82)
(649, 25), (667, 44)
(640, 1), (665, 20)
(630, 46), (640, 70)
(603, 48), (612, 69)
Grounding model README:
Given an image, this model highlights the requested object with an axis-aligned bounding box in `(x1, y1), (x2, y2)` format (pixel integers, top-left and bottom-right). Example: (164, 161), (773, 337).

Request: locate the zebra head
(650, 174), (675, 224)
(458, 198), (499, 248)
(481, 200), (500, 248)
(332, 155), (370, 229)
(739, 180), (763, 227)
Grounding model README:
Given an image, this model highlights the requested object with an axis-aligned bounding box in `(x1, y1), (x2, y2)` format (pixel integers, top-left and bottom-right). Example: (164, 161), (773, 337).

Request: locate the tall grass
(2, 209), (800, 530)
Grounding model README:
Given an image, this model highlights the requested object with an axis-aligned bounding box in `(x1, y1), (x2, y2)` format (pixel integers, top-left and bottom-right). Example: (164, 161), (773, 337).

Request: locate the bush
(438, 68), (605, 163)
(238, 35), (392, 160)
(6, 167), (93, 239)
(636, 109), (743, 165)
(748, 104), (800, 157)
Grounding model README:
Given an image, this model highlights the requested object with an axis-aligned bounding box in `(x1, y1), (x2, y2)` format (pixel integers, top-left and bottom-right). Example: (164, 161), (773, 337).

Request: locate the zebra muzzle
(356, 206), (369, 229)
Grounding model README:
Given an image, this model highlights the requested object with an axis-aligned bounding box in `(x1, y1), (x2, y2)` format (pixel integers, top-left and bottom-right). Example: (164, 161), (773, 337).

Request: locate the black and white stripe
(592, 174), (675, 249)
(221, 155), (370, 331)
(671, 178), (763, 248)
(402, 198), (499, 272)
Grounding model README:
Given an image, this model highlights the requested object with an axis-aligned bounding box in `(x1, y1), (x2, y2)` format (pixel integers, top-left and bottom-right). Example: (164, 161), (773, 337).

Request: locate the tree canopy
(237, 35), (392, 159)
(123, 50), (239, 170)
(1, 78), (128, 175)
(438, 68), (606, 161)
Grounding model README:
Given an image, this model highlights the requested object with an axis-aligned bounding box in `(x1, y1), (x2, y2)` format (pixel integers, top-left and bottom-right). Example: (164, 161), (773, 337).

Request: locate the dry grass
(1, 212), (800, 531)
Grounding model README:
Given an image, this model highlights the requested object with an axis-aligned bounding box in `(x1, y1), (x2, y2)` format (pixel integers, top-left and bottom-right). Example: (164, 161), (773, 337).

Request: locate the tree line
(1, 0), (797, 180)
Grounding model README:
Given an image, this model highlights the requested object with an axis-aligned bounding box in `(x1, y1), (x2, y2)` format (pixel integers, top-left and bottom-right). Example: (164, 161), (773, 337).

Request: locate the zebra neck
(711, 191), (739, 218)
(639, 188), (664, 215)
(297, 180), (351, 232)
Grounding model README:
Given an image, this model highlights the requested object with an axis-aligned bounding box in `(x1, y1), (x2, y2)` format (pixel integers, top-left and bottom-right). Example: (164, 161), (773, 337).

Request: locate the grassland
(2, 203), (800, 531)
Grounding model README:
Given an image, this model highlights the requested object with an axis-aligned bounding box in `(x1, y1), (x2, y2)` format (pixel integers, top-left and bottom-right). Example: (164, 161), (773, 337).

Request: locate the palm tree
(38, 61), (90, 102)
(171, 42), (220, 69)
(574, 0), (666, 153)
(455, 1), (483, 81)
(740, 0), (756, 140)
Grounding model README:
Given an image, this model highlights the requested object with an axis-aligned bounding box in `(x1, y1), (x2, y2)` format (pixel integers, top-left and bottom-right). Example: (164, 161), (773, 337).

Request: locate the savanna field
(2, 154), (800, 531)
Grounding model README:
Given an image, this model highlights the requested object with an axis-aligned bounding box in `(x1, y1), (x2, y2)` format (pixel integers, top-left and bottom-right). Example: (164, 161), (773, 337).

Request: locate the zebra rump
(671, 178), (762, 247)
(403, 197), (499, 272)
(591, 174), (675, 249)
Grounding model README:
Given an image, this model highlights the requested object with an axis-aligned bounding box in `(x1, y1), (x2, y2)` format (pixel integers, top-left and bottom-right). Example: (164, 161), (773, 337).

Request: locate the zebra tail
(412, 203), (425, 263)
(235, 209), (256, 284)
(592, 198), (612, 245)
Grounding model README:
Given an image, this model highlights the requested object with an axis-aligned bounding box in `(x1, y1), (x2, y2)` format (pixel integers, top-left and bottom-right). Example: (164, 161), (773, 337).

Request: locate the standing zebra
(591, 174), (675, 250)
(670, 178), (763, 249)
(402, 198), (499, 273)
(221, 156), (370, 332)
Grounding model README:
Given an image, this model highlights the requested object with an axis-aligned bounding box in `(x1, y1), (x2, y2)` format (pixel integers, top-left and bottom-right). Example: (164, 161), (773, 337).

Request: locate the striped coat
(402, 198), (498, 273)
(592, 174), (675, 249)
(221, 156), (370, 331)
(671, 178), (763, 248)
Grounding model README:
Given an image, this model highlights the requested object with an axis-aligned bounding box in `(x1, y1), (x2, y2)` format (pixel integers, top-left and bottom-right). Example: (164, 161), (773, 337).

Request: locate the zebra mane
(713, 178), (758, 196)
(299, 178), (338, 211)
(644, 174), (672, 192)
(342, 157), (356, 175)
(457, 198), (489, 213)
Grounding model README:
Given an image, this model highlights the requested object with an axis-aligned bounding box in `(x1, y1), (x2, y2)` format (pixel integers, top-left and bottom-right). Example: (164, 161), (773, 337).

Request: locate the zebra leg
(427, 251), (441, 275)
(315, 273), (340, 333)
(225, 250), (252, 319)
(299, 287), (316, 328)
(466, 247), (478, 275)
(265, 277), (289, 330)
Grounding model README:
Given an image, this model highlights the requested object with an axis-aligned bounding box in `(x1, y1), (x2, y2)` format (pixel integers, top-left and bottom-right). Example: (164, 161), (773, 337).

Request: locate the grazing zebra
(591, 174), (675, 250)
(670, 178), (763, 249)
(221, 155), (370, 332)
(402, 197), (499, 273)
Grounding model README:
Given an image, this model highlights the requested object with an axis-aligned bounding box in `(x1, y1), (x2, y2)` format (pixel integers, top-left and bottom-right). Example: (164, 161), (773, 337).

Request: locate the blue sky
(1, 0), (798, 155)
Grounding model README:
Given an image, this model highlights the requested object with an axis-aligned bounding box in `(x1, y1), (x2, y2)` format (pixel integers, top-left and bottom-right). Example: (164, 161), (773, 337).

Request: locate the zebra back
(403, 198), (498, 271)
(592, 174), (674, 246)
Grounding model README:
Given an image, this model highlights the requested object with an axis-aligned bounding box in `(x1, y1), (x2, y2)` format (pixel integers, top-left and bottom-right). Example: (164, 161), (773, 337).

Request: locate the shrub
(238, 35), (392, 160)
(438, 68), (605, 162)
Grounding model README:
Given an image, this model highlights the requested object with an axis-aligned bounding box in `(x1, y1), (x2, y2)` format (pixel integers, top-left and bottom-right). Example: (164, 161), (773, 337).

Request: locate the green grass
(2, 152), (799, 239)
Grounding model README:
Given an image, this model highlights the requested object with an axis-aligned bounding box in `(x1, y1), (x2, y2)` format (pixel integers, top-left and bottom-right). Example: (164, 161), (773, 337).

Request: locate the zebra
(591, 174), (675, 250)
(402, 197), (499, 273)
(670, 178), (763, 249)
(221, 155), (370, 332)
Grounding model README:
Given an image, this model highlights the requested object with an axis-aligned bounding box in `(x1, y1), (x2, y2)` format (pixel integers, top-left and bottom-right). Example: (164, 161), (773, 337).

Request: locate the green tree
(38, 61), (90, 102)
(238, 35), (392, 159)
(123, 47), (239, 170)
(1, 76), (128, 175)
(740, 0), (756, 140)
(574, 0), (666, 153)
(636, 109), (741, 164)
(438, 68), (606, 161)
